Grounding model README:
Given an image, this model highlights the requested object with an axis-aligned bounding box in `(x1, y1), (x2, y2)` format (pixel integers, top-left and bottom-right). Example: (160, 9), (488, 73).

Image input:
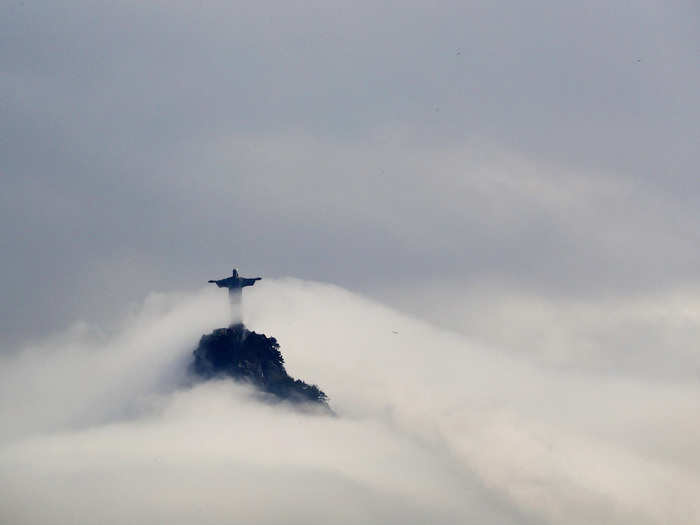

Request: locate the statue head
(232, 268), (239, 278)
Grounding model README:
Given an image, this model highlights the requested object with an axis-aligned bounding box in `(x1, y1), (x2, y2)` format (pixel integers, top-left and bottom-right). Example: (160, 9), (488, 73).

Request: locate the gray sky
(2, 0), (699, 342)
(2, 3), (700, 523)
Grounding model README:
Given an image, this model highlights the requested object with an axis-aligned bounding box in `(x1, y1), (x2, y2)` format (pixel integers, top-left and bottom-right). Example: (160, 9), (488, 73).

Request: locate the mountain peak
(191, 323), (329, 406)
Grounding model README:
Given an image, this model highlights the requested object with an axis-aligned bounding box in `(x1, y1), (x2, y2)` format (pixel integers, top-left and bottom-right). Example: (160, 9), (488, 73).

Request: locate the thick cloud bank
(1, 279), (699, 524)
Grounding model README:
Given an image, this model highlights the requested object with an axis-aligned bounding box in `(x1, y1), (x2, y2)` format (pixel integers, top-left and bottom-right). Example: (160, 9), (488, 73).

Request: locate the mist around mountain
(1, 280), (699, 525)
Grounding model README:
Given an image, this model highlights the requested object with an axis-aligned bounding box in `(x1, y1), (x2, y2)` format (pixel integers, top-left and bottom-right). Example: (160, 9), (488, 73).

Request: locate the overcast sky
(2, 0), (699, 342)
(2, 2), (700, 523)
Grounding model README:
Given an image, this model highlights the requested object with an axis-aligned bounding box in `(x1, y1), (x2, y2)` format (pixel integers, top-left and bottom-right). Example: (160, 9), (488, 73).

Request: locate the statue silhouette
(208, 268), (261, 324)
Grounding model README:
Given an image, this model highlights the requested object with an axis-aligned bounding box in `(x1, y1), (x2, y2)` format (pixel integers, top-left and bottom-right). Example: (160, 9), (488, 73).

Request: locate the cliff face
(191, 323), (328, 405)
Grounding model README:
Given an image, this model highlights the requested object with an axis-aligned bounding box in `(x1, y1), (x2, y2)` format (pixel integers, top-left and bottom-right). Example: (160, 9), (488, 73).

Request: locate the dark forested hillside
(191, 323), (328, 406)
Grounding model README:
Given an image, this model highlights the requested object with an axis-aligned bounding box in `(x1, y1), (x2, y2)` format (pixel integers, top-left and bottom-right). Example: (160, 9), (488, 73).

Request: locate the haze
(1, 1), (699, 523)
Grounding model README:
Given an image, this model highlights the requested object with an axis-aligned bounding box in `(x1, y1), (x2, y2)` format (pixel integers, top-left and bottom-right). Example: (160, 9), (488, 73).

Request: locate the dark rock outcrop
(190, 323), (328, 405)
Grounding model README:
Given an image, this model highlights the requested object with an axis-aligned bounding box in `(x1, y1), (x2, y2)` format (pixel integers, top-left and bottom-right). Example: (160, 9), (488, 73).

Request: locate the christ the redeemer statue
(208, 268), (261, 324)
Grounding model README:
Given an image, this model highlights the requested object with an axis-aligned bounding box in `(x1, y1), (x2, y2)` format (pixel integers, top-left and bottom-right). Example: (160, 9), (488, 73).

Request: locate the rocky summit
(190, 323), (328, 406)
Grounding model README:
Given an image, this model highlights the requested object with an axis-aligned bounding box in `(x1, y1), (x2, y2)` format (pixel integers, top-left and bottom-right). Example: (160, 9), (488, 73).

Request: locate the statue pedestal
(228, 288), (243, 325)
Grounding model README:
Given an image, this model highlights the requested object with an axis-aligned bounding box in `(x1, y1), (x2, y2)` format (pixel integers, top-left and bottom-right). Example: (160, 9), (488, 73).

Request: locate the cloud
(3, 2), (699, 520)
(377, 281), (700, 381)
(1, 279), (698, 524)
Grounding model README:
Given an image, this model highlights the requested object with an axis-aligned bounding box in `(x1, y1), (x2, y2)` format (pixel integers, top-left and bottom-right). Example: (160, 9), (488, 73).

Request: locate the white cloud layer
(1, 279), (699, 524)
